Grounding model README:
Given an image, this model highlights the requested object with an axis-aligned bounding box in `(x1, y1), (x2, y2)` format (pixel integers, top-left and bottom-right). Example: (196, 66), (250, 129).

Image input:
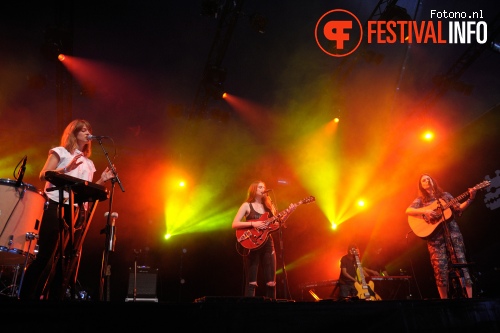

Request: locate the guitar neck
(263, 206), (291, 226)
(357, 268), (367, 285)
(408, 181), (490, 238)
(442, 191), (468, 210)
(442, 180), (490, 209)
(268, 199), (303, 224)
(236, 196), (315, 250)
(353, 253), (367, 285)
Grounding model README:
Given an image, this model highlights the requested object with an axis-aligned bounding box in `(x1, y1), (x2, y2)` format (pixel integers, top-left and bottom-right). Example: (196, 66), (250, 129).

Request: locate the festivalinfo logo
(315, 8), (488, 57)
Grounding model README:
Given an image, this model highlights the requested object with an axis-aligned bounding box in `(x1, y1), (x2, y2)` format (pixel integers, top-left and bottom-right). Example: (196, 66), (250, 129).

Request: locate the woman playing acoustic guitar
(405, 174), (477, 299)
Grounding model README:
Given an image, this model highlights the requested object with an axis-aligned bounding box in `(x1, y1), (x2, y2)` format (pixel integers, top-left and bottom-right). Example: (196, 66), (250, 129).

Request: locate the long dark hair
(417, 174), (444, 203)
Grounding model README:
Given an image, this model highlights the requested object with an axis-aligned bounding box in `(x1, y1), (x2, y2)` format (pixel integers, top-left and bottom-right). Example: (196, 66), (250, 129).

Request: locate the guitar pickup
(237, 230), (252, 242)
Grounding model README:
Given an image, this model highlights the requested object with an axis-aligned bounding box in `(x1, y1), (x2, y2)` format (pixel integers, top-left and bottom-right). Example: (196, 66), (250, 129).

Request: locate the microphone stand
(270, 195), (291, 301)
(436, 197), (468, 298)
(15, 155), (27, 187)
(93, 137), (125, 302)
(277, 221), (290, 300)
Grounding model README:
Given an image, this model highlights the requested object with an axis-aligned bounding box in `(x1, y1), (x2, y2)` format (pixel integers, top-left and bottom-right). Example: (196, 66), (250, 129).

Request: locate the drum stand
(0, 232), (38, 298)
(0, 264), (20, 297)
(15, 232), (38, 298)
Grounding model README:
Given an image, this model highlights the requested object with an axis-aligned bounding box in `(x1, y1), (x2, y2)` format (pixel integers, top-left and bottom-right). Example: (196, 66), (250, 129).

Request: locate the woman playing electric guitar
(231, 180), (297, 298)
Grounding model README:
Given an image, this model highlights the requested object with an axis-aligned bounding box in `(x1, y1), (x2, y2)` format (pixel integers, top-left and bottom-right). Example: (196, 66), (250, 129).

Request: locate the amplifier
(125, 266), (158, 302)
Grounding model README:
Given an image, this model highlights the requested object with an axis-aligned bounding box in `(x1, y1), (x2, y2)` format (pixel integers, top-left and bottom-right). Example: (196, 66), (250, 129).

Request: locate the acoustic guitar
(407, 180), (490, 238)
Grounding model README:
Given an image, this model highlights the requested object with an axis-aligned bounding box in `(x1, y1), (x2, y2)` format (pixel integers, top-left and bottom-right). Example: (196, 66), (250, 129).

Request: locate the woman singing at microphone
(20, 119), (115, 301)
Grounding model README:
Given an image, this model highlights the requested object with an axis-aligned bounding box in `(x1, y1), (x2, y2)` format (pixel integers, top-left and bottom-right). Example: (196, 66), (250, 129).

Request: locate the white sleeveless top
(44, 146), (96, 204)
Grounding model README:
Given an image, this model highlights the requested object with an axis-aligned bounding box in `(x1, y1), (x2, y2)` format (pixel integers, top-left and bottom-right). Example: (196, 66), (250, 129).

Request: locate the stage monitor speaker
(125, 266), (158, 302)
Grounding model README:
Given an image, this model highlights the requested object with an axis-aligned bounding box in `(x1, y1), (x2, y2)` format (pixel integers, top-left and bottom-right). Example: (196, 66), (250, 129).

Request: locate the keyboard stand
(41, 171), (108, 300)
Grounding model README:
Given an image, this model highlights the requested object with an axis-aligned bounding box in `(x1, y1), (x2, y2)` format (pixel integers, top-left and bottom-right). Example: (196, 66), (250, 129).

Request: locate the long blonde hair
(60, 119), (92, 157)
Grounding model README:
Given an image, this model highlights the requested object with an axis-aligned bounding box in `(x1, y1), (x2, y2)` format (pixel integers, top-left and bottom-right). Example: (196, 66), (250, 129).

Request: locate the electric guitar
(352, 247), (381, 301)
(235, 196), (315, 250)
(407, 180), (490, 238)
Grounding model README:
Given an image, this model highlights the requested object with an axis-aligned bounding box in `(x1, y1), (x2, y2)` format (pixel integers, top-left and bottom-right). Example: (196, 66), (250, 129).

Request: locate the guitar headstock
(299, 196), (316, 205)
(475, 180), (491, 191)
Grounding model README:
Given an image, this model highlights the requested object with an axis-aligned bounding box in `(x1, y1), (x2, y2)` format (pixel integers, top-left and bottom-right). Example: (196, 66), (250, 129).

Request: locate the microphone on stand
(15, 155), (27, 187)
(87, 135), (109, 140)
(263, 189), (272, 194)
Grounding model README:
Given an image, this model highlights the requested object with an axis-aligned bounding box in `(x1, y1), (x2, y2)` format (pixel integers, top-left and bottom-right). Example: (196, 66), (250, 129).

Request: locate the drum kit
(1, 154), (111, 300)
(0, 173), (109, 299)
(0, 178), (47, 297)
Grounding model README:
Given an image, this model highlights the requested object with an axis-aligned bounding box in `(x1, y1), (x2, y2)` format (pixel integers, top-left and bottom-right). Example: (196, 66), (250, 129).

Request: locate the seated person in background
(337, 243), (381, 300)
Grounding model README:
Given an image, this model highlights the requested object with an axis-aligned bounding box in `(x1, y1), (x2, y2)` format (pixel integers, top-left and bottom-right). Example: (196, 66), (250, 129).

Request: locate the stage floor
(1, 296), (499, 332)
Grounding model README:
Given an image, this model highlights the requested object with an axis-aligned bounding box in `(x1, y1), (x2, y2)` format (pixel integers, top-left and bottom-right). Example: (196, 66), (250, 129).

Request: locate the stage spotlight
(40, 42), (62, 61)
(40, 26), (72, 61)
(422, 130), (435, 142)
(205, 83), (226, 99)
(204, 66), (227, 99)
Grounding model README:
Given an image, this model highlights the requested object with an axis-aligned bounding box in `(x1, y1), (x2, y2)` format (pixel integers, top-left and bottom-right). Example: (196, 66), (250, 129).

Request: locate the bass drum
(0, 179), (47, 265)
